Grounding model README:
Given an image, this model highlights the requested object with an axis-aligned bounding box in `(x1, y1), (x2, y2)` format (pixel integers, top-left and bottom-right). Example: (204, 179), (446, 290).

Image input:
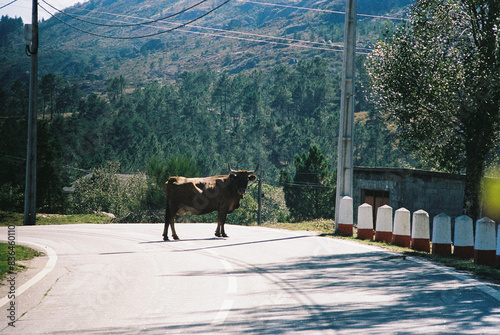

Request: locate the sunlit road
(1, 223), (499, 334)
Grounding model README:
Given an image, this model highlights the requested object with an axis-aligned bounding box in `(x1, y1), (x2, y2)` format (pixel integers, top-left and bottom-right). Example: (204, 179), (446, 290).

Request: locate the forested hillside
(0, 0), (415, 217)
(1, 0), (412, 89)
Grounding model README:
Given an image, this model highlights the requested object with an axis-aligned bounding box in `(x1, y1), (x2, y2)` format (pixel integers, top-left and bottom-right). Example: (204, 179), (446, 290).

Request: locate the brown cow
(163, 165), (258, 240)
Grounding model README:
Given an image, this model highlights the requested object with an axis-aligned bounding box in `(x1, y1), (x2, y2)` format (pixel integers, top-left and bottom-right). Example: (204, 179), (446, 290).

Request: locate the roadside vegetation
(0, 211), (113, 226)
(0, 243), (42, 281)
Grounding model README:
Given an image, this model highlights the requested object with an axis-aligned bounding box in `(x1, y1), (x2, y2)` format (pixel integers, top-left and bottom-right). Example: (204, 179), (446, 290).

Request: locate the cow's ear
(248, 175), (257, 181)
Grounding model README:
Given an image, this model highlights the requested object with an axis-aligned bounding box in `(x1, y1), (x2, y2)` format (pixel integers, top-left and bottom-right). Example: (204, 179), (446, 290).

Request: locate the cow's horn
(228, 164), (238, 173)
(248, 164), (259, 174)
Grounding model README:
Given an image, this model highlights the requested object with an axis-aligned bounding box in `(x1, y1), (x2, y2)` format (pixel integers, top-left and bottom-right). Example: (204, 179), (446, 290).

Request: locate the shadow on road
(170, 235), (315, 252)
(75, 251), (500, 334)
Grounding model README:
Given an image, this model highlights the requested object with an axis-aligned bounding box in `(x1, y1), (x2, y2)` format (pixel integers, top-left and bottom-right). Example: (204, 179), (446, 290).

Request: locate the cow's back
(164, 175), (234, 215)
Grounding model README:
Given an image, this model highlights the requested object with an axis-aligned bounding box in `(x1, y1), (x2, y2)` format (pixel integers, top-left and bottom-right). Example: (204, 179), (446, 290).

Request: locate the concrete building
(353, 167), (466, 227)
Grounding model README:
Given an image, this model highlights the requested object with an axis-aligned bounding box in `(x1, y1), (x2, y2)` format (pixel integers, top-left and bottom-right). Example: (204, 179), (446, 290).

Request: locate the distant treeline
(0, 57), (410, 213)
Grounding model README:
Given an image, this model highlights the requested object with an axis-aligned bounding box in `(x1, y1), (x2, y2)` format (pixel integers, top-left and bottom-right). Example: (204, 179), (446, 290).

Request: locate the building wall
(353, 167), (466, 220)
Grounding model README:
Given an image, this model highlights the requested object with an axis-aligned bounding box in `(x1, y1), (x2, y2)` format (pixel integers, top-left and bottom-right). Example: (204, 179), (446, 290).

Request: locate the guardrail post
(432, 213), (452, 255)
(392, 207), (411, 248)
(454, 215), (474, 258)
(337, 196), (353, 236)
(357, 203), (373, 240)
(474, 217), (496, 267)
(411, 210), (430, 252)
(375, 205), (393, 244)
(496, 224), (500, 268)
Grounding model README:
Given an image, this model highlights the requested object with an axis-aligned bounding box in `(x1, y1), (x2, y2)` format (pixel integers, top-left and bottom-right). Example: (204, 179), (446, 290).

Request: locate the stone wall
(353, 167), (466, 220)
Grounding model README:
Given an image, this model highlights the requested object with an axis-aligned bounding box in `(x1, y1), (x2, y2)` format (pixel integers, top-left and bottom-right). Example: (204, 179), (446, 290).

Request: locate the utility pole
(335, 0), (357, 230)
(24, 0), (38, 225)
(257, 168), (262, 225)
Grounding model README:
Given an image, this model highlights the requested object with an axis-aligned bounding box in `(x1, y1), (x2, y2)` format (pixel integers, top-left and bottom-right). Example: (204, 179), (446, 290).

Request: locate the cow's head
(228, 164), (258, 196)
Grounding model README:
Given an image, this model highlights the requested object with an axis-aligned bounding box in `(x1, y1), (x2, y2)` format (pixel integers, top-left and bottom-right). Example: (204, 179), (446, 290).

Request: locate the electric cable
(38, 0), (231, 40)
(0, 0), (18, 10)
(51, 7), (371, 54)
(40, 0), (213, 28)
(39, 0), (373, 53)
(66, 8), (346, 51)
(233, 0), (407, 21)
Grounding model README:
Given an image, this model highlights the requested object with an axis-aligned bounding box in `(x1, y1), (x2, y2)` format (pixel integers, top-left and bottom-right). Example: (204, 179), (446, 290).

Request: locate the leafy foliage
(366, 0), (500, 218)
(0, 58), (409, 218)
(144, 154), (201, 209)
(72, 161), (147, 219)
(280, 145), (336, 220)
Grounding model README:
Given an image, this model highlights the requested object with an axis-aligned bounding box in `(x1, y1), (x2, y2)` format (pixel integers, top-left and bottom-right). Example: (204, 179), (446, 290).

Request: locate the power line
(39, 0), (373, 53)
(81, 9), (345, 49)
(38, 0), (231, 40)
(67, 9), (347, 52)
(0, 0), (18, 10)
(50, 6), (371, 54)
(280, 181), (336, 189)
(233, 0), (407, 21)
(39, 0), (213, 28)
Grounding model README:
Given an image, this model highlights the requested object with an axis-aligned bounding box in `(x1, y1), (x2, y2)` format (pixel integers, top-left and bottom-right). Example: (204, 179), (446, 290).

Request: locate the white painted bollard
(496, 225), (500, 268)
(357, 203), (373, 240)
(411, 210), (430, 252)
(432, 213), (452, 255)
(392, 207), (411, 248)
(337, 196), (353, 236)
(474, 217), (496, 267)
(454, 215), (474, 258)
(375, 205), (393, 244)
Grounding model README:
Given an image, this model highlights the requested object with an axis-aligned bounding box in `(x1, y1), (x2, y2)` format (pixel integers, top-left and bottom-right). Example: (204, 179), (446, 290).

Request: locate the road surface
(1, 223), (499, 334)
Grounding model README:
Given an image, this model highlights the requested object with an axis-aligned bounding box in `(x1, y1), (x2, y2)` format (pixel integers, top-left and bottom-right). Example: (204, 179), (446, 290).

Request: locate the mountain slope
(1, 0), (412, 91)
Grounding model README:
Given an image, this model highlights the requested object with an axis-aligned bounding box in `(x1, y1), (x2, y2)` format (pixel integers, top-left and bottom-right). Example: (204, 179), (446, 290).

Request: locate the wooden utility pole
(257, 168), (262, 225)
(335, 0), (357, 229)
(24, 0), (38, 225)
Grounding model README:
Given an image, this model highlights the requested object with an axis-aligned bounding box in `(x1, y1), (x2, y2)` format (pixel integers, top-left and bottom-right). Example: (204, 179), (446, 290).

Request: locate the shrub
(71, 161), (147, 219)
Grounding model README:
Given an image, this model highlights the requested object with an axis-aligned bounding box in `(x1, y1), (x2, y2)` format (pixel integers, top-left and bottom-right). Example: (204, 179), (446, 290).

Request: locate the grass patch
(261, 220), (500, 285)
(0, 211), (113, 226)
(260, 219), (336, 234)
(0, 243), (42, 281)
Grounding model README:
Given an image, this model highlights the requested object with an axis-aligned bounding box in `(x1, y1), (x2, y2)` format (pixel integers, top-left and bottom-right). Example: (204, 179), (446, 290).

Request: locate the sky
(0, 0), (87, 23)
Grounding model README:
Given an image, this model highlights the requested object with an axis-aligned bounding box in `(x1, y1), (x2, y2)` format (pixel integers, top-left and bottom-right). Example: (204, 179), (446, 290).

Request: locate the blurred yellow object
(482, 167), (500, 220)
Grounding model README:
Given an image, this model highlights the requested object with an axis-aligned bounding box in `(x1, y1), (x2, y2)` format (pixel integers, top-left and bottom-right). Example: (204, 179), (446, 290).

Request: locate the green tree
(40, 73), (57, 120)
(144, 155), (200, 209)
(280, 145), (335, 220)
(37, 121), (69, 213)
(107, 75), (126, 103)
(293, 57), (331, 118)
(366, 0), (500, 219)
(72, 161), (146, 218)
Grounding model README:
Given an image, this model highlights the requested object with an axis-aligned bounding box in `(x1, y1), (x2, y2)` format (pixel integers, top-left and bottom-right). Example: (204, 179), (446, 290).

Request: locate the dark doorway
(362, 189), (390, 230)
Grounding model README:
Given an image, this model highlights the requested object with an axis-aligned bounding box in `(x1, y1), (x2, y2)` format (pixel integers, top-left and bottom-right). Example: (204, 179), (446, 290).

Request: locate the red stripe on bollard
(375, 231), (392, 244)
(454, 246), (474, 259)
(432, 243), (452, 255)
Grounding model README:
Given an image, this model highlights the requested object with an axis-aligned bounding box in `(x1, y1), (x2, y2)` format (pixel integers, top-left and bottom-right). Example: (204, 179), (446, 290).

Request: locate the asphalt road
(1, 223), (499, 334)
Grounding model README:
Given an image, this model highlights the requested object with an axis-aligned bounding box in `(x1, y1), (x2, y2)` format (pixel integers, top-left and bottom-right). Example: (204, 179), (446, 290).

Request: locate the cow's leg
(163, 209), (170, 241)
(170, 220), (179, 240)
(216, 211), (228, 238)
(164, 202), (178, 241)
(215, 218), (221, 237)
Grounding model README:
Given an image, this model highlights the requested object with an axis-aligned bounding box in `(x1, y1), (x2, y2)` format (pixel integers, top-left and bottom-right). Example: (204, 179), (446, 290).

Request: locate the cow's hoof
(163, 236), (169, 241)
(222, 234), (228, 238)
(215, 232), (221, 237)
(173, 235), (180, 240)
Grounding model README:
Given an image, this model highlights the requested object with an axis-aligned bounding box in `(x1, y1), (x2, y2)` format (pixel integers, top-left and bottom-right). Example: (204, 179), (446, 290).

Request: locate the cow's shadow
(139, 237), (222, 244)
